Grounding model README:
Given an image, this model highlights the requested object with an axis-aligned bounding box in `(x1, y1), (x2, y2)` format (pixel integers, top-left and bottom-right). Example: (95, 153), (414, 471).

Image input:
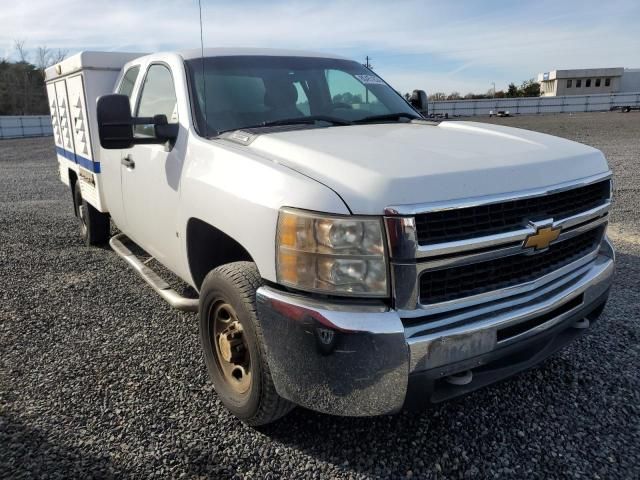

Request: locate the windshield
(185, 56), (418, 136)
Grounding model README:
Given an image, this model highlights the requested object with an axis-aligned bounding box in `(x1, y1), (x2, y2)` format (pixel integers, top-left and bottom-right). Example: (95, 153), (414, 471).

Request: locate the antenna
(198, 0), (208, 134)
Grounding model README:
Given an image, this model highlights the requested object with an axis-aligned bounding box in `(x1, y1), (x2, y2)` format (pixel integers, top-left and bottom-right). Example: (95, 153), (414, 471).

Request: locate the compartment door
(46, 83), (64, 150)
(66, 75), (97, 171)
(53, 80), (76, 162)
(46, 82), (70, 185)
(66, 74), (102, 209)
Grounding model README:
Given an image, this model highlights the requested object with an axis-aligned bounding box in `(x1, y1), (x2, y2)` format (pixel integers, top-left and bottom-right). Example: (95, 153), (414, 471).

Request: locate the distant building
(537, 68), (640, 96)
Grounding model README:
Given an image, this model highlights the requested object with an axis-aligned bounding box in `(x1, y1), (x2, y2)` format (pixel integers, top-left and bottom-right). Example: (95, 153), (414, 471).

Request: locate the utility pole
(364, 56), (373, 103)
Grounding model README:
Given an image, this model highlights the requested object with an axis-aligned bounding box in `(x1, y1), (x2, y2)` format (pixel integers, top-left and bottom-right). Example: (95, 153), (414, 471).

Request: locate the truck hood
(246, 121), (610, 214)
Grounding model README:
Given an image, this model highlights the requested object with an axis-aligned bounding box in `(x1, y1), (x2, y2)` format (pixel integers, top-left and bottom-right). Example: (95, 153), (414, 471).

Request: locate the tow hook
(444, 370), (473, 386)
(314, 325), (337, 355)
(572, 318), (590, 329)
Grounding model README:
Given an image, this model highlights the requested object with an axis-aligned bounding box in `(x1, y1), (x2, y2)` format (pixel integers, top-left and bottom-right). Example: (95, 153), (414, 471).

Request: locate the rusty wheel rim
(211, 301), (251, 395)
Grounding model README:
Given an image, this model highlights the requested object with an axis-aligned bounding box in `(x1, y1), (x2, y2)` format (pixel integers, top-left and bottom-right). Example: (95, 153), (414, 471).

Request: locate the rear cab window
(118, 66), (140, 98)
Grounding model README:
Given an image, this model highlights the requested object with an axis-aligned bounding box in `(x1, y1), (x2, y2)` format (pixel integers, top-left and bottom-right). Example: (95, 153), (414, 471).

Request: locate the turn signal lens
(276, 208), (388, 297)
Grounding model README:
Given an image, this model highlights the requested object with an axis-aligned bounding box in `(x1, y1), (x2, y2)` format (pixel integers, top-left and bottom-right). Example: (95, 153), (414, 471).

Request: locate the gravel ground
(1, 112), (639, 479)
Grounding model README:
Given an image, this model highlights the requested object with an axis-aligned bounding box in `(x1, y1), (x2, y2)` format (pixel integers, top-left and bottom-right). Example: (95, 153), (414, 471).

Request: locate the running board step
(109, 233), (199, 312)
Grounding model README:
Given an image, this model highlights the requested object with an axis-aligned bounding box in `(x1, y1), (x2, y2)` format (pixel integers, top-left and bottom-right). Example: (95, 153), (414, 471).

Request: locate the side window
(117, 66), (140, 99)
(326, 70), (381, 109)
(135, 64), (178, 136)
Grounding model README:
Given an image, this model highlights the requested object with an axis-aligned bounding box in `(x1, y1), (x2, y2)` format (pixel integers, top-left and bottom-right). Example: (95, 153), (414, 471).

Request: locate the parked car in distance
(610, 105), (639, 113)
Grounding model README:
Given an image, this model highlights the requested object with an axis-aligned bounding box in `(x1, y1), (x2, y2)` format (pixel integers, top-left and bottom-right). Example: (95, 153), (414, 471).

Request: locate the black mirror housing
(410, 90), (428, 116)
(97, 94), (135, 149)
(96, 96), (179, 150)
(150, 114), (176, 141)
(155, 122), (179, 142)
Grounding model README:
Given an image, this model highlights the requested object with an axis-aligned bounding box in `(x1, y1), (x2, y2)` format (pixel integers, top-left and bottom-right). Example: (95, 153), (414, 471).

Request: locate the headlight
(276, 208), (388, 297)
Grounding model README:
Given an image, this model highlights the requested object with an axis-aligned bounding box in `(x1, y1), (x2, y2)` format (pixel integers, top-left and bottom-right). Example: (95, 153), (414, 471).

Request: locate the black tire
(73, 181), (110, 246)
(199, 261), (293, 425)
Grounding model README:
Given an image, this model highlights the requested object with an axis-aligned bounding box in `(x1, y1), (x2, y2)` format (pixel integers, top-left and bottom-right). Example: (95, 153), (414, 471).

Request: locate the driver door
(120, 63), (183, 270)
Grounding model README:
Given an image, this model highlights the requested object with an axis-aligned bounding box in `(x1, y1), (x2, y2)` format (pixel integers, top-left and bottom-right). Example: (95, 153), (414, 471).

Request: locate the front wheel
(199, 261), (293, 425)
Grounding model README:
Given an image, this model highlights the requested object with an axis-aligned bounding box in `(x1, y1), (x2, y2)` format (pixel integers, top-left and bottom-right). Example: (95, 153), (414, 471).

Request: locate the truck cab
(46, 49), (614, 425)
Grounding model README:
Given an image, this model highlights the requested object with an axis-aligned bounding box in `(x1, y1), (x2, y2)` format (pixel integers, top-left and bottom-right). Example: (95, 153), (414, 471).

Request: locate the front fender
(179, 136), (350, 283)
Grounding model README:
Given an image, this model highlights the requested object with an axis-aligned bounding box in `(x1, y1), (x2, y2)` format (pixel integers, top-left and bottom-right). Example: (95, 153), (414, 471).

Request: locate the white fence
(0, 116), (53, 139)
(428, 92), (640, 117)
(3, 92), (640, 136)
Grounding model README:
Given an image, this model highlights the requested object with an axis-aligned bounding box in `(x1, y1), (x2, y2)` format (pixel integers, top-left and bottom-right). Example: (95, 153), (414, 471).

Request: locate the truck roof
(46, 48), (350, 82)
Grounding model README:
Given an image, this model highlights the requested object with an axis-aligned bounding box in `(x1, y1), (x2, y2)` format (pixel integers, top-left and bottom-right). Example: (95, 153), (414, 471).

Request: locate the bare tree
(14, 39), (28, 62)
(36, 46), (68, 72)
(51, 48), (68, 64)
(36, 46), (51, 71)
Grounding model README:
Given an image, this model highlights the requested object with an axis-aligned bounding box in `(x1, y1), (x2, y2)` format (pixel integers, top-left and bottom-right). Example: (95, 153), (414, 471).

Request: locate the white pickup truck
(45, 49), (614, 425)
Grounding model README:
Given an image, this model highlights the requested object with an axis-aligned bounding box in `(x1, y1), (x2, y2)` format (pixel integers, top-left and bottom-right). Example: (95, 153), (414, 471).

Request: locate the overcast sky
(2, 0), (639, 94)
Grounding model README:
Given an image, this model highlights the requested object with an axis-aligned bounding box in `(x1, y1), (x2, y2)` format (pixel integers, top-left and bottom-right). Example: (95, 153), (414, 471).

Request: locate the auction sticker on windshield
(355, 74), (386, 85)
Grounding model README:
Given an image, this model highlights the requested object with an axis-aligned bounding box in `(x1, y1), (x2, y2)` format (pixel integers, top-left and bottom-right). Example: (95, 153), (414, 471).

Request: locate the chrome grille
(419, 227), (603, 304)
(414, 179), (610, 245)
(385, 173), (612, 319)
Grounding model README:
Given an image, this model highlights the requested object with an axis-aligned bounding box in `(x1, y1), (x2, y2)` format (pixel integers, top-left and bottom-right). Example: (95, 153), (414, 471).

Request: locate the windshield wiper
(353, 112), (420, 124)
(217, 115), (352, 135)
(261, 115), (352, 127)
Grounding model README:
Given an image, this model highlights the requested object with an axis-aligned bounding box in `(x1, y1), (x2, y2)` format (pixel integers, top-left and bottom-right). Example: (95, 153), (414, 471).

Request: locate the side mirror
(409, 89), (428, 116)
(97, 94), (135, 149)
(96, 94), (178, 150)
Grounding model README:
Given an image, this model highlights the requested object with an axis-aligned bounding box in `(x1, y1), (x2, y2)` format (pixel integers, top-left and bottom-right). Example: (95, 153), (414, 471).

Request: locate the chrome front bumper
(256, 238), (614, 417)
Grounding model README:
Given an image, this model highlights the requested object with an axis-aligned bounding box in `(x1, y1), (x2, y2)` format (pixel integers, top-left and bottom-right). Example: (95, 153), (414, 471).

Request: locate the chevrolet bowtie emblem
(524, 225), (561, 251)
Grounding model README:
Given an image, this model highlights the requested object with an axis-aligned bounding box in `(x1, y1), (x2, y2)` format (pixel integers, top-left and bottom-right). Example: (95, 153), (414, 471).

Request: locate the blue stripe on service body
(75, 154), (101, 173)
(56, 146), (75, 162)
(55, 146), (101, 173)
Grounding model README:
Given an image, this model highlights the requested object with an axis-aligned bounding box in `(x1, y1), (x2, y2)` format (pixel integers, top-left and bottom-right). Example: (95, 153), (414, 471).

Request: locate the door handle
(121, 155), (135, 169)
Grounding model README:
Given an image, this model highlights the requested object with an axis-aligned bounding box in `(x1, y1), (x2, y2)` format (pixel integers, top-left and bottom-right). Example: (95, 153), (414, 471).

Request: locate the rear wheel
(199, 261), (293, 425)
(73, 181), (110, 246)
